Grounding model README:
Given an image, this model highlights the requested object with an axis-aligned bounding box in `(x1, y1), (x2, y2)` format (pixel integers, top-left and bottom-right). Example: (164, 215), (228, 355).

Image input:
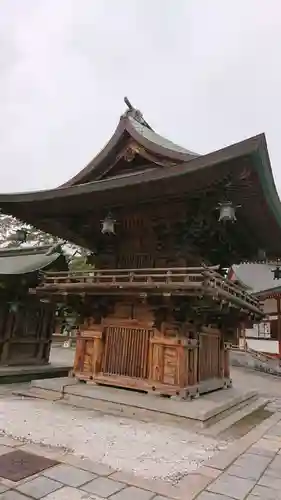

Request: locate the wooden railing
(37, 266), (263, 315)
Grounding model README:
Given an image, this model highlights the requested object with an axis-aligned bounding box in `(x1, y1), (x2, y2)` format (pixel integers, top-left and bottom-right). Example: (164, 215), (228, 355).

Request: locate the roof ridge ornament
(123, 97), (153, 130)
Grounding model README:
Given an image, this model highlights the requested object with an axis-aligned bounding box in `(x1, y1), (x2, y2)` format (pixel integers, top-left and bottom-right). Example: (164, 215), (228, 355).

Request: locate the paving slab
(248, 437), (281, 457)
(258, 473), (281, 490)
(16, 475), (63, 498)
(247, 484), (281, 499)
(207, 472), (255, 499)
(153, 497), (175, 500)
(227, 452), (272, 480)
(81, 477), (125, 497)
(108, 485), (155, 500)
(0, 492), (31, 499)
(267, 454), (281, 470)
(42, 486), (103, 499)
(61, 455), (114, 476)
(197, 493), (236, 499)
(43, 463), (96, 487)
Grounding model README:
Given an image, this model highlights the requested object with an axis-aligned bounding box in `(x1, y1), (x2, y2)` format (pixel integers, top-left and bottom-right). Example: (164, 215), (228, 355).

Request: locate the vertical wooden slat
(102, 326), (152, 378)
(199, 332), (220, 381)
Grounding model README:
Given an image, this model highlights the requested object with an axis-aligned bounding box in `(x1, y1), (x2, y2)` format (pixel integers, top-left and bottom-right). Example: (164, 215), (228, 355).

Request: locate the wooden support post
(223, 343), (231, 379)
(240, 322), (246, 351)
(277, 296), (281, 358)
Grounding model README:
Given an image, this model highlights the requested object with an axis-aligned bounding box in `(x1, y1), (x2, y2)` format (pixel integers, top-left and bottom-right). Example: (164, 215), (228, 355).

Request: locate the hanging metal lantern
(101, 213), (116, 235)
(217, 201), (240, 222)
(272, 266), (281, 280)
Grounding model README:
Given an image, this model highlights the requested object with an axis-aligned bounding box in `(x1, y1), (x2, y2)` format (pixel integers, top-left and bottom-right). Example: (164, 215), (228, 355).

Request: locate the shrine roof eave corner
(254, 133), (281, 231)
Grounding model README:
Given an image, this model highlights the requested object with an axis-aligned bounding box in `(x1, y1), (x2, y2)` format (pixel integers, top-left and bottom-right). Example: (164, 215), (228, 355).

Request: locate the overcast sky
(0, 0), (281, 193)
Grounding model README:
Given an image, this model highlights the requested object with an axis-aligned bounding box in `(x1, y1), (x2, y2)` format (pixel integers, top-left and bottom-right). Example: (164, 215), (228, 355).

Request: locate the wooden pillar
(223, 343), (231, 379)
(240, 322), (246, 350)
(277, 295), (281, 357)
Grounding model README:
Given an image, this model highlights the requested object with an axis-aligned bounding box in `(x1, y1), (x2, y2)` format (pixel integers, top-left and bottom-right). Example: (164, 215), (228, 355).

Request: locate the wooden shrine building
(0, 245), (67, 366)
(229, 263), (281, 357)
(0, 99), (280, 397)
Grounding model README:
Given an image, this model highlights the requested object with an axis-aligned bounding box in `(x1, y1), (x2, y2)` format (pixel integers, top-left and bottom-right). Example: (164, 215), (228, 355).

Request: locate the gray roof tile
(129, 116), (198, 156)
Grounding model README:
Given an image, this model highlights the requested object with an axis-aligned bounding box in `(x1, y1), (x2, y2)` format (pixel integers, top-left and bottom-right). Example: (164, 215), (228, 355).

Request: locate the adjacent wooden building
(0, 245), (67, 366)
(0, 100), (280, 397)
(229, 263), (281, 357)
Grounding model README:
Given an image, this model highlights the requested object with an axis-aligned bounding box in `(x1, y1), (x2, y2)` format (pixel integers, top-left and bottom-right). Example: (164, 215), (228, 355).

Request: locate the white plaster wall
(263, 298), (277, 314)
(246, 338), (279, 354)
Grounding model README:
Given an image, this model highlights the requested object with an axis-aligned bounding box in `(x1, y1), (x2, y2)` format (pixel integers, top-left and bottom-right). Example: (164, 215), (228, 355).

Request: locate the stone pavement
(0, 410), (281, 499)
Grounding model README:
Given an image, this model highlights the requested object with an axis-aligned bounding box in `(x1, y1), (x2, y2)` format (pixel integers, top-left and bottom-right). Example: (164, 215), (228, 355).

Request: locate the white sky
(0, 0), (280, 193)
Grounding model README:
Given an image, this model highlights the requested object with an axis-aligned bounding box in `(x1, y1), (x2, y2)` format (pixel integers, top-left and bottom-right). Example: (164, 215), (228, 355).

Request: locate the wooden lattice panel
(102, 325), (152, 379)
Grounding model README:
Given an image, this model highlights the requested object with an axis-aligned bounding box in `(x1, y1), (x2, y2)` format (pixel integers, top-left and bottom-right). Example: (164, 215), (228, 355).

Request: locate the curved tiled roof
(128, 116), (198, 156)
(231, 263), (281, 294)
(60, 102), (199, 187)
(0, 246), (62, 275)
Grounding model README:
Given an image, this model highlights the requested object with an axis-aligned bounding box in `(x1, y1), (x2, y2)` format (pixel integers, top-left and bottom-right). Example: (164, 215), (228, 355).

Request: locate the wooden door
(199, 331), (221, 381)
(102, 325), (152, 379)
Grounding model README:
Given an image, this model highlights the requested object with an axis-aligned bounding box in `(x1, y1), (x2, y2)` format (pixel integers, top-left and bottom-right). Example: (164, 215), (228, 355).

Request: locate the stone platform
(15, 376), (262, 429)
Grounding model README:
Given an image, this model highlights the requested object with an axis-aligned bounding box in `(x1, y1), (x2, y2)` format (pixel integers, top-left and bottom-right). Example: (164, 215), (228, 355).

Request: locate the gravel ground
(0, 394), (228, 482)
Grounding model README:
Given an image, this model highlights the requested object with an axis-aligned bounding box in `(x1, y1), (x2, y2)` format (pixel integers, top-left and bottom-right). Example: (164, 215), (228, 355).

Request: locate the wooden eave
(0, 133), (264, 205)
(254, 286), (281, 299)
(1, 133), (281, 262)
